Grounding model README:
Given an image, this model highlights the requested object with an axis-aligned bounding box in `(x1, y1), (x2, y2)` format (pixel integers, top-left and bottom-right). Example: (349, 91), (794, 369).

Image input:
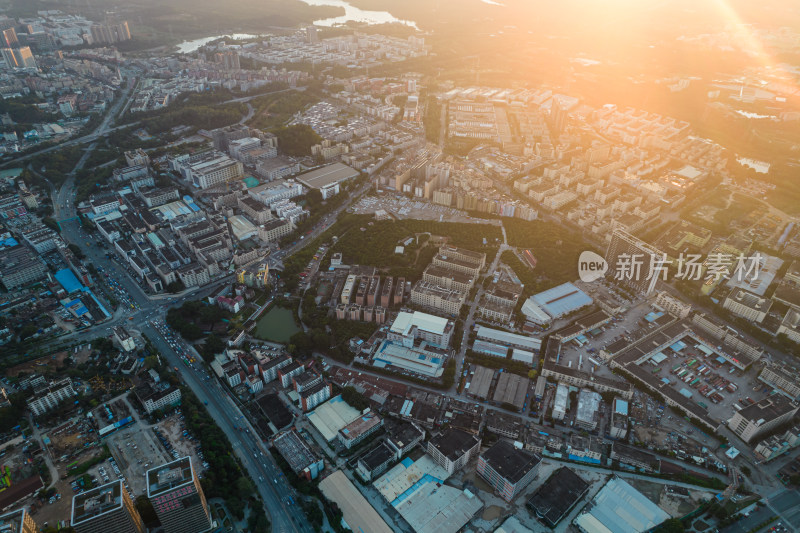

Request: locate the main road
(44, 82), (371, 529)
(141, 320), (315, 533)
(52, 183), (361, 532)
(10, 68), (141, 172)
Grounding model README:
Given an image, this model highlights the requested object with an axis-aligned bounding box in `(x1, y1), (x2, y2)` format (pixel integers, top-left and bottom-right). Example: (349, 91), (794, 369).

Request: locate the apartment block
(71, 480), (145, 533)
(28, 378), (77, 417)
(146, 458), (212, 533)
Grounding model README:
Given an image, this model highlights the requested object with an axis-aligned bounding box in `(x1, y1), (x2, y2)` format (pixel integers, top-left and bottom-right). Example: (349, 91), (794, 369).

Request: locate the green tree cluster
(274, 124), (322, 156)
(166, 301), (229, 341)
(180, 386), (257, 519)
(29, 146), (84, 187)
(0, 95), (56, 124)
(340, 386), (369, 411)
(247, 87), (316, 131)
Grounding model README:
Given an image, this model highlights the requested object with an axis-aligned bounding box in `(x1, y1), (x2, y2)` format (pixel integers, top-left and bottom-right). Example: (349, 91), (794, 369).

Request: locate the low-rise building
(759, 361), (800, 401)
(610, 443), (660, 473)
(293, 371), (323, 393)
(112, 326), (136, 352)
(385, 420), (425, 459)
(338, 412), (383, 449)
(527, 467), (589, 528)
(575, 389), (602, 431)
(135, 382), (181, 415)
(0, 244), (47, 290)
(300, 382), (332, 411)
(273, 429), (324, 480)
(356, 442), (395, 482)
(609, 398), (628, 439)
(410, 280), (466, 315)
(477, 440), (541, 502)
(723, 289), (772, 323)
(728, 395), (800, 444)
(388, 310), (453, 348)
(753, 424), (800, 462)
(426, 428), (481, 475)
(258, 218), (294, 243)
(28, 378), (77, 417)
(260, 355), (291, 384)
(552, 384), (569, 420)
(278, 362), (304, 388)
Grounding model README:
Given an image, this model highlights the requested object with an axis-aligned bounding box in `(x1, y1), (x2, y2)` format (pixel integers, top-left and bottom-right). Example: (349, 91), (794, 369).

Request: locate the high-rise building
(14, 46), (36, 69)
(550, 97), (568, 135)
(215, 50), (239, 70)
(146, 457), (212, 533)
(90, 21), (131, 44)
(306, 25), (319, 43)
(90, 24), (113, 45)
(2, 27), (18, 48)
(21, 31), (55, 53)
(605, 229), (665, 296)
(2, 46), (37, 69)
(71, 480), (145, 533)
(1, 47), (17, 68)
(115, 21), (131, 41)
(0, 508), (40, 533)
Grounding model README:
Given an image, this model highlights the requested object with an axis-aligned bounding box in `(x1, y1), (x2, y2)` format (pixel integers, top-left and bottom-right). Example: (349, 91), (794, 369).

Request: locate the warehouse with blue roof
(55, 269), (83, 294)
(522, 282), (593, 324)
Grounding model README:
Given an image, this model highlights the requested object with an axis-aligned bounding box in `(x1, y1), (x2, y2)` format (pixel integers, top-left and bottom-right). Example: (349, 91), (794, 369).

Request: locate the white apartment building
(388, 311), (453, 348)
(28, 378), (77, 416)
(727, 396), (799, 443)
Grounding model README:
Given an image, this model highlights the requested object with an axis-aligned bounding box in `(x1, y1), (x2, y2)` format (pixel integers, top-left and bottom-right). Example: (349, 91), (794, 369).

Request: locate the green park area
(254, 306), (301, 343)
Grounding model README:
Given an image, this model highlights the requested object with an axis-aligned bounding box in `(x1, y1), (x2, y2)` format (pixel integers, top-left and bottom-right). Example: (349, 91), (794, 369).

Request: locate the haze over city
(0, 0), (797, 532)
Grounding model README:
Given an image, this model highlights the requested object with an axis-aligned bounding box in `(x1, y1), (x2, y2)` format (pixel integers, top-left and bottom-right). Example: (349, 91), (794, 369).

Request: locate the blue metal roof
(55, 269), (83, 293)
(532, 282), (592, 318)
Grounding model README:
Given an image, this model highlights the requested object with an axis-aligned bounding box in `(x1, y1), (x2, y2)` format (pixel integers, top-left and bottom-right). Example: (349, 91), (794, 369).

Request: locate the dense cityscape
(0, 0), (797, 532)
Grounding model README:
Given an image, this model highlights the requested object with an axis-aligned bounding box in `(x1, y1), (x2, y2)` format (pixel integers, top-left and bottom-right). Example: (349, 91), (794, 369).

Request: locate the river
(176, 33), (261, 54)
(299, 0), (418, 28)
(176, 0), (418, 54)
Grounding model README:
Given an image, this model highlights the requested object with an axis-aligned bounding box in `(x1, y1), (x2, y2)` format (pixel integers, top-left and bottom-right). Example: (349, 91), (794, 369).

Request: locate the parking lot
(555, 300), (653, 382)
(557, 296), (773, 428)
(654, 338), (772, 424)
(106, 423), (173, 495)
(154, 414), (209, 472)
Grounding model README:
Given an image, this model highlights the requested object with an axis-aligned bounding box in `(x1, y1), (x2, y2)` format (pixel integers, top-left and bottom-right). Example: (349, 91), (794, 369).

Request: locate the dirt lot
(634, 426), (670, 448)
(627, 478), (714, 518)
(482, 505), (504, 521)
(46, 418), (100, 465)
(29, 478), (72, 529)
(6, 351), (71, 377)
(153, 413), (207, 475)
